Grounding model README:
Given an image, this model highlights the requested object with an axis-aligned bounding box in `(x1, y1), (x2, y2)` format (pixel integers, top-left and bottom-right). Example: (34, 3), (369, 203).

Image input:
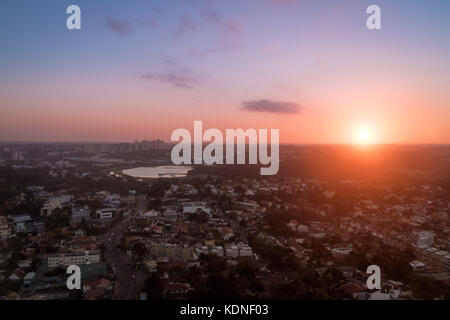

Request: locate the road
(99, 217), (146, 300)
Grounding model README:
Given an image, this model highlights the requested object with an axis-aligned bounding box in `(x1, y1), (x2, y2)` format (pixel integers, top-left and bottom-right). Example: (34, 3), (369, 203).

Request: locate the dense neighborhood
(0, 143), (449, 300)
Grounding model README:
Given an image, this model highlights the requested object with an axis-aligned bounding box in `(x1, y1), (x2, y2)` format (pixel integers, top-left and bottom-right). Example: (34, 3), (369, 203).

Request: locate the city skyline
(1, 0), (449, 144)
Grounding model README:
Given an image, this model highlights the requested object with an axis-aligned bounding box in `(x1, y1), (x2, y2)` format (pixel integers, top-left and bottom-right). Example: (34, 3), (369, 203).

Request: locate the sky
(0, 0), (449, 144)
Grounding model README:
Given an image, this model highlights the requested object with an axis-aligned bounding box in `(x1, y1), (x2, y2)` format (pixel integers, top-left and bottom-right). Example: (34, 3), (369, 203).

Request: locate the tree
(132, 242), (147, 259)
(204, 255), (227, 273)
(147, 199), (162, 211)
(205, 273), (234, 299)
(144, 273), (163, 300)
(322, 268), (345, 288)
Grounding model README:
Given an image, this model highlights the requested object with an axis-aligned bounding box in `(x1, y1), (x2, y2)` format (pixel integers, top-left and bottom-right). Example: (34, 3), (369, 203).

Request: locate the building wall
(48, 251), (101, 268)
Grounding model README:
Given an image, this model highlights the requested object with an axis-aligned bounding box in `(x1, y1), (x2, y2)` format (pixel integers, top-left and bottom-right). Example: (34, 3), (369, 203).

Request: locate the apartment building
(415, 245), (450, 273)
(0, 216), (12, 240)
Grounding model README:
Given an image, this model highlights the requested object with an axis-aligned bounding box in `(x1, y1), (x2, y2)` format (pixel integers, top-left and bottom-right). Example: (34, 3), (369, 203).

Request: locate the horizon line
(0, 140), (449, 146)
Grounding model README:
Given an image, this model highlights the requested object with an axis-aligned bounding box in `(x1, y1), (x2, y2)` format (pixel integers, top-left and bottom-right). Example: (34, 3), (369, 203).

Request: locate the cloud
(200, 10), (222, 24)
(199, 10), (242, 39)
(135, 17), (159, 29)
(105, 17), (133, 35)
(273, 84), (298, 92)
(175, 15), (199, 34)
(241, 99), (301, 114)
(269, 0), (298, 5)
(176, 10), (242, 37)
(189, 47), (220, 56)
(222, 20), (241, 37)
(141, 65), (204, 89)
(189, 44), (240, 57)
(181, 10), (243, 54)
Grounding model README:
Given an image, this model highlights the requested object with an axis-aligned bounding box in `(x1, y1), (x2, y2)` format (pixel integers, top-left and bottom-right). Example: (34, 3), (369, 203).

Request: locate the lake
(122, 166), (193, 179)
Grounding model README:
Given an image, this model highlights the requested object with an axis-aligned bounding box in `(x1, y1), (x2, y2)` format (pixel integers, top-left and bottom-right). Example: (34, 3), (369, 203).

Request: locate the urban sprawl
(0, 142), (449, 300)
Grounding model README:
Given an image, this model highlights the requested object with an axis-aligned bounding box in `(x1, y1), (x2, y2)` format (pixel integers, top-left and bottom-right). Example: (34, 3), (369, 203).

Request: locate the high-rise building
(11, 150), (24, 161)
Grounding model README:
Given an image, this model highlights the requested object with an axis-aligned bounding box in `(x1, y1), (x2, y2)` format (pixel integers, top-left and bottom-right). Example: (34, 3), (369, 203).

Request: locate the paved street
(99, 217), (145, 300)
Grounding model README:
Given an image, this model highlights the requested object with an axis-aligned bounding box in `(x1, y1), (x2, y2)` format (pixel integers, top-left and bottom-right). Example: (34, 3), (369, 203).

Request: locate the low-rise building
(41, 198), (63, 216)
(71, 205), (91, 225)
(0, 216), (12, 240)
(181, 202), (211, 215)
(148, 243), (196, 261)
(96, 208), (117, 220)
(47, 250), (101, 268)
(11, 214), (32, 233)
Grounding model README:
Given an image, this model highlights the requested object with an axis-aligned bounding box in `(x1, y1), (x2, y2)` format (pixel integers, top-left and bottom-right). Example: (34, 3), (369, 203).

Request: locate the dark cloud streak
(141, 66), (203, 89)
(105, 17), (133, 35)
(241, 99), (301, 114)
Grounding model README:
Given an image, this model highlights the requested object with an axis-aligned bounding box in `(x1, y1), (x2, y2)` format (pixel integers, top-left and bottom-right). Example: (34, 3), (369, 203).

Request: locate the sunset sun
(356, 128), (372, 144)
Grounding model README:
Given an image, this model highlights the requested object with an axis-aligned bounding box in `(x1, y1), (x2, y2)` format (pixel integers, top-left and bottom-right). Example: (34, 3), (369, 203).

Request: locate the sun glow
(356, 128), (372, 144)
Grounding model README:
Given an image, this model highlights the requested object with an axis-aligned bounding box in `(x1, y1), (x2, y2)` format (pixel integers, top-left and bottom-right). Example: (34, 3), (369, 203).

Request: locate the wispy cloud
(222, 20), (241, 38)
(106, 16), (159, 35)
(200, 10), (221, 24)
(182, 10), (243, 55)
(175, 15), (199, 35)
(200, 10), (242, 39)
(241, 99), (301, 114)
(189, 47), (220, 56)
(189, 45), (240, 57)
(269, 0), (298, 5)
(141, 64), (204, 89)
(135, 17), (159, 29)
(273, 84), (298, 92)
(105, 17), (133, 35)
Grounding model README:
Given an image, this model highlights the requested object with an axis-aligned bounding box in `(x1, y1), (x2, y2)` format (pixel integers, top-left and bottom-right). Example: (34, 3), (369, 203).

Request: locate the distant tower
(134, 140), (140, 152)
(11, 150), (24, 161)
